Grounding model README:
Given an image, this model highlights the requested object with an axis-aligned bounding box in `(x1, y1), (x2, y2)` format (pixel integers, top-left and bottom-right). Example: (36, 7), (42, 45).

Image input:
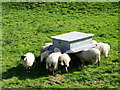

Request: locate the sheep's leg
(46, 63), (49, 70)
(26, 67), (28, 70)
(65, 67), (68, 73)
(26, 67), (31, 73)
(52, 70), (55, 75)
(103, 49), (109, 59)
(54, 62), (58, 71)
(97, 59), (100, 66)
(81, 59), (85, 68)
(40, 56), (43, 62)
(105, 52), (109, 60)
(97, 56), (100, 66)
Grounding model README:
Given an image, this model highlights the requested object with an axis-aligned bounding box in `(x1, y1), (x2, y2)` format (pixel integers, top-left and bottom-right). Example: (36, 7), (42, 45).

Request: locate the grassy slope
(2, 2), (119, 88)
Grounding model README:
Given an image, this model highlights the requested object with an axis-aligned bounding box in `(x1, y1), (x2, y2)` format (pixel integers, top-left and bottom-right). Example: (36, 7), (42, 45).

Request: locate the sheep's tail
(97, 53), (100, 66)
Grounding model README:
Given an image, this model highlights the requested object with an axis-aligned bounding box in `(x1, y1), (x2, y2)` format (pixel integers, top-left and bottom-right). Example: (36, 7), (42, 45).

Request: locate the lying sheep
(40, 50), (53, 63)
(94, 42), (110, 58)
(76, 48), (100, 67)
(20, 52), (35, 70)
(46, 48), (61, 74)
(58, 53), (71, 72)
(40, 43), (52, 53)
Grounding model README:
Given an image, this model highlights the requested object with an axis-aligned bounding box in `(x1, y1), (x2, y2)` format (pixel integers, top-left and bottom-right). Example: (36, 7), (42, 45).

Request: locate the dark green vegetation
(2, 2), (119, 88)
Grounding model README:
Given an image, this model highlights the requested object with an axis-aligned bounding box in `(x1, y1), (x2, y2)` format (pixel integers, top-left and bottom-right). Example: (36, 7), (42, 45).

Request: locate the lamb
(40, 50), (53, 63)
(40, 43), (52, 53)
(94, 42), (110, 58)
(58, 53), (71, 72)
(20, 52), (35, 70)
(76, 48), (100, 67)
(46, 48), (62, 74)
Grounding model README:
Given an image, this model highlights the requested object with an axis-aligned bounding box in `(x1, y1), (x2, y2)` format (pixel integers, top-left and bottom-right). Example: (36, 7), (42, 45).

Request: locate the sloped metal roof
(50, 31), (94, 42)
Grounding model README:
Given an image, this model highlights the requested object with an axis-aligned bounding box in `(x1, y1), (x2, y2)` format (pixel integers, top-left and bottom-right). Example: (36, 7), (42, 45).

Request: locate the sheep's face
(58, 57), (64, 66)
(20, 56), (27, 62)
(47, 64), (54, 72)
(59, 61), (64, 66)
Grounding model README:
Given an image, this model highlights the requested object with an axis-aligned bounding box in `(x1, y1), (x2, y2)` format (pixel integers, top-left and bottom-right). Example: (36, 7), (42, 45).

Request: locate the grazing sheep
(58, 53), (71, 72)
(76, 48), (100, 67)
(20, 52), (35, 69)
(40, 50), (53, 63)
(46, 48), (61, 74)
(94, 42), (110, 58)
(40, 43), (52, 53)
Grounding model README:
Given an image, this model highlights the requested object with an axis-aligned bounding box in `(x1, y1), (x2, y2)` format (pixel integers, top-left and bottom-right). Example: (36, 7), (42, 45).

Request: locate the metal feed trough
(49, 31), (95, 53)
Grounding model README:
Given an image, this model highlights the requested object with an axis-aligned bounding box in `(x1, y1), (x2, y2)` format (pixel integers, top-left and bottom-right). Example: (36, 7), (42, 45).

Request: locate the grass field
(2, 2), (119, 88)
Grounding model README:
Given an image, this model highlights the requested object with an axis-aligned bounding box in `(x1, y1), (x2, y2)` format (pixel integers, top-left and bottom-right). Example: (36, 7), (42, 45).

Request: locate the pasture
(2, 2), (119, 88)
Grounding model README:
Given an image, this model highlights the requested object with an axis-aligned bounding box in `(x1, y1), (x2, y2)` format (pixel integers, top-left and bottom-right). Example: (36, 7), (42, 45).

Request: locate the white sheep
(46, 48), (61, 74)
(94, 42), (110, 58)
(20, 52), (35, 69)
(40, 50), (53, 63)
(40, 43), (52, 53)
(58, 53), (71, 72)
(76, 48), (100, 67)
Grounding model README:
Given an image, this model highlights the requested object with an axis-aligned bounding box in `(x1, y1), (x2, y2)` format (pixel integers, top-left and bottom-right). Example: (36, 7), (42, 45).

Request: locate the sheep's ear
(58, 56), (64, 66)
(21, 56), (26, 59)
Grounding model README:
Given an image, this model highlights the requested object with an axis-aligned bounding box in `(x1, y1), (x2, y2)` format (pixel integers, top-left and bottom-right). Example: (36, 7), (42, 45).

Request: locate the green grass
(2, 2), (119, 88)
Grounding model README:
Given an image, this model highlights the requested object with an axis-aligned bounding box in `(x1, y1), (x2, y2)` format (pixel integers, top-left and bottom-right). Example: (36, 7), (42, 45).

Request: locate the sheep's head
(58, 56), (69, 73)
(48, 64), (54, 72)
(20, 56), (27, 62)
(58, 56), (64, 66)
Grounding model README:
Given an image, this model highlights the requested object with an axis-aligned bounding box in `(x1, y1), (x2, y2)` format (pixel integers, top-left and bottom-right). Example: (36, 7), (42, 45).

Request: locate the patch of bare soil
(45, 75), (65, 85)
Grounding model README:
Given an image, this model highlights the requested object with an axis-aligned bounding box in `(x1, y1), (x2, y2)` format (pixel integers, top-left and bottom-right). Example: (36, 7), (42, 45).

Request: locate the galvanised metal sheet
(50, 31), (94, 42)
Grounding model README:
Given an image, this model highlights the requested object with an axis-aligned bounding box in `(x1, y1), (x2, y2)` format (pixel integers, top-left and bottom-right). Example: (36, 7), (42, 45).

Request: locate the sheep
(46, 48), (62, 75)
(20, 52), (35, 70)
(58, 53), (71, 73)
(94, 42), (110, 58)
(76, 48), (100, 67)
(40, 43), (52, 53)
(40, 50), (53, 63)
